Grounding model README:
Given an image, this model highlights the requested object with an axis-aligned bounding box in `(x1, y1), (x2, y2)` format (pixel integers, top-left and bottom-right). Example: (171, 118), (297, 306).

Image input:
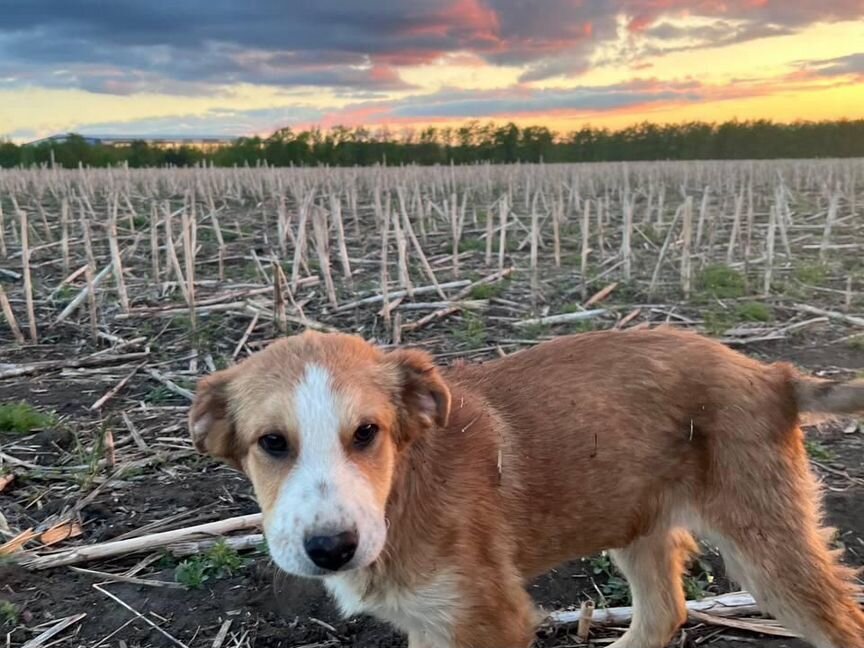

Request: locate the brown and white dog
(189, 327), (864, 648)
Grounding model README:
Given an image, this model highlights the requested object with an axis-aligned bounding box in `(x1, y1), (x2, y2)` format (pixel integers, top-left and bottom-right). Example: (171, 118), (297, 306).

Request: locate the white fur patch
(265, 364), (388, 577)
(326, 570), (459, 647)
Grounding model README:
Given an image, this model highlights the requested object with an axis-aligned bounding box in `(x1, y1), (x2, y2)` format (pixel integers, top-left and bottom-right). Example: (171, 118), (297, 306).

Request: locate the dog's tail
(794, 375), (864, 415)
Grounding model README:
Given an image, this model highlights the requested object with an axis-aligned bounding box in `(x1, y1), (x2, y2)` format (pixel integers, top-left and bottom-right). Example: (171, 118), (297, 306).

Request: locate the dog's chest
(325, 571), (459, 644)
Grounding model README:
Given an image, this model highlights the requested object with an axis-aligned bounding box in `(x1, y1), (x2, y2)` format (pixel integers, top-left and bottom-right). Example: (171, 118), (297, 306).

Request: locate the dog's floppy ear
(189, 370), (241, 469)
(386, 348), (451, 443)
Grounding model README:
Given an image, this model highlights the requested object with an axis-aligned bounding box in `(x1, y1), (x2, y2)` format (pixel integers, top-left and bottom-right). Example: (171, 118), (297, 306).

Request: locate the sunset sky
(2, 1), (863, 142)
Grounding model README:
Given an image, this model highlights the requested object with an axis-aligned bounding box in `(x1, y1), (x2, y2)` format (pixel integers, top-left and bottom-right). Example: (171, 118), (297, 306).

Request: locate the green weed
(221, 228), (240, 243)
(0, 600), (18, 627)
(735, 302), (773, 322)
(589, 551), (714, 609)
(805, 439), (833, 461)
(174, 540), (248, 589)
(588, 553), (631, 607)
(703, 301), (771, 335)
(458, 238), (486, 253)
(146, 385), (178, 404)
(847, 336), (864, 351)
(469, 281), (507, 300)
(54, 284), (76, 302)
(207, 539), (247, 574)
(70, 428), (107, 489)
(683, 558), (715, 601)
(0, 402), (55, 436)
(696, 265), (746, 299)
(702, 311), (733, 336)
(454, 312), (487, 347)
(213, 355), (233, 370)
(794, 262), (828, 285)
(520, 322), (550, 339)
(175, 558), (210, 589)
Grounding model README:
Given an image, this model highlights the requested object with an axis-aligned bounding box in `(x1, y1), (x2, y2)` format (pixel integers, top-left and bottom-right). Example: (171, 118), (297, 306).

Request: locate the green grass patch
(0, 600), (18, 627)
(174, 539), (248, 589)
(458, 237), (486, 253)
(221, 228), (240, 243)
(54, 284), (76, 302)
(213, 355), (233, 370)
(469, 280), (507, 300)
(702, 301), (772, 335)
(454, 312), (487, 347)
(170, 314), (227, 348)
(805, 439), (833, 461)
(0, 402), (55, 436)
(794, 262), (828, 285)
(847, 336), (864, 351)
(146, 385), (179, 404)
(519, 322), (550, 339)
(735, 302), (773, 322)
(683, 556), (716, 601)
(588, 552), (631, 607)
(588, 550), (713, 609)
(569, 320), (596, 333)
(208, 538), (247, 573)
(69, 428), (110, 489)
(175, 558), (210, 588)
(702, 311), (734, 336)
(695, 264), (746, 299)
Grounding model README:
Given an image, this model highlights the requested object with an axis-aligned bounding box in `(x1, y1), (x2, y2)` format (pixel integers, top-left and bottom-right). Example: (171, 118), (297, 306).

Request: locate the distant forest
(3, 119), (864, 168)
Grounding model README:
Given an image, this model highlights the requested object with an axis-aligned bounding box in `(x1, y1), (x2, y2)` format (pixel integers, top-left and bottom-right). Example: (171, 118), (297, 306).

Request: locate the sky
(1, 0), (863, 142)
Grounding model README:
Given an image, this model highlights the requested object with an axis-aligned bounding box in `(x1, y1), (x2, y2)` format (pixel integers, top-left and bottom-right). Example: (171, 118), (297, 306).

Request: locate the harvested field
(1, 160), (863, 647)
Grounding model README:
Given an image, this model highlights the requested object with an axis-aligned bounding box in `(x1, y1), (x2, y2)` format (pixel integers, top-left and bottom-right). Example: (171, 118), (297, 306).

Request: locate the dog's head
(188, 331), (450, 577)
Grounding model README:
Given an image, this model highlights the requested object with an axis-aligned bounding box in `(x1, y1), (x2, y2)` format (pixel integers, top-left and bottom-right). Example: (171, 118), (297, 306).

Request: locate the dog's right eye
(258, 433), (290, 457)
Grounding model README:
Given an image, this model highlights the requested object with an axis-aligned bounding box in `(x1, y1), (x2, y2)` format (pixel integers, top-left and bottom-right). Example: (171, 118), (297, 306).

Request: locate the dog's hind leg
(607, 527), (697, 648)
(703, 444), (864, 648)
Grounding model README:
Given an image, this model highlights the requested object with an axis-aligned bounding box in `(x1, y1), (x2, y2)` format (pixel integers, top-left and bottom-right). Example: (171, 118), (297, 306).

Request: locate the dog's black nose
(304, 530), (358, 571)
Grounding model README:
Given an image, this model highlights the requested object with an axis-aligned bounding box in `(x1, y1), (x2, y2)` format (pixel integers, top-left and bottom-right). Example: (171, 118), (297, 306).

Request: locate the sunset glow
(2, 1), (863, 141)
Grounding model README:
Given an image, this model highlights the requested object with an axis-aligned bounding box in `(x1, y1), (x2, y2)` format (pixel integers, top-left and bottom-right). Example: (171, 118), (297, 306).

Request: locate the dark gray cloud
(806, 52), (864, 77)
(391, 87), (697, 118)
(0, 0), (861, 94)
(645, 20), (792, 45)
(0, 0), (864, 94)
(328, 78), (705, 121)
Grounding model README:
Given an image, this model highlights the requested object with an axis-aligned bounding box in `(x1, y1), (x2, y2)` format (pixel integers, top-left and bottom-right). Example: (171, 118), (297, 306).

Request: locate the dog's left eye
(353, 423), (379, 449)
(258, 433), (290, 457)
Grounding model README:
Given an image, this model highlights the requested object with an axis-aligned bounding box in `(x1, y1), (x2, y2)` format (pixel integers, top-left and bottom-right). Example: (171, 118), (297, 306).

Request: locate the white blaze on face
(266, 363), (387, 577)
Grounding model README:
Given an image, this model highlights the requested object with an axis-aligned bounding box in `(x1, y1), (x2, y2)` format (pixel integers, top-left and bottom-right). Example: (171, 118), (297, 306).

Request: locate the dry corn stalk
(15, 200), (38, 342)
(0, 283), (25, 344)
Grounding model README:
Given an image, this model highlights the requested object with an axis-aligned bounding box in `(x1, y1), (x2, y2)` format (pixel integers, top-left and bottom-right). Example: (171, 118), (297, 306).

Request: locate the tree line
(2, 119), (864, 168)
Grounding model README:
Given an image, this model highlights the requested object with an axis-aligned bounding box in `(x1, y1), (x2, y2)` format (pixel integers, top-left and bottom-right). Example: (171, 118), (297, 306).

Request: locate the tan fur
(190, 327), (864, 648)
